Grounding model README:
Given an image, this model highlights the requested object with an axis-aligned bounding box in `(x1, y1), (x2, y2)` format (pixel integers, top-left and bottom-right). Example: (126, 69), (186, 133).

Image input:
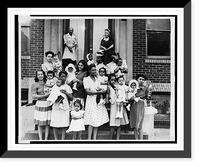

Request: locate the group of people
(30, 27), (152, 141)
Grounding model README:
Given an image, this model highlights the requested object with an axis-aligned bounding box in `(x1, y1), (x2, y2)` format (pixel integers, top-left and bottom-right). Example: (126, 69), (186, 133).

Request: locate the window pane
(147, 30), (170, 56)
(21, 27), (30, 56)
(146, 19), (170, 31)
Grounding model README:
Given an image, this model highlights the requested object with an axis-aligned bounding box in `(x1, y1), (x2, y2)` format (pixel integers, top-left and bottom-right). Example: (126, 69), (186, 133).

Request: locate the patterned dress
(83, 76), (109, 127)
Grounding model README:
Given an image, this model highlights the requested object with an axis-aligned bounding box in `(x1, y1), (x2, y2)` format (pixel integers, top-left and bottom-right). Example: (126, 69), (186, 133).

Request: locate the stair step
(22, 130), (148, 140)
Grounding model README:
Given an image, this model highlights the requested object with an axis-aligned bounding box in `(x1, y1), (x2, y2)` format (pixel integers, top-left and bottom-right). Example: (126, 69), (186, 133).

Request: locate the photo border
(2, 2), (191, 158)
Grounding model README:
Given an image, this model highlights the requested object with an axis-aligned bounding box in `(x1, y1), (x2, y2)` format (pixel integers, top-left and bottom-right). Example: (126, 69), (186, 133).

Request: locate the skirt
(84, 95), (109, 127)
(129, 100), (145, 129)
(50, 102), (70, 128)
(109, 102), (129, 127)
(67, 118), (85, 132)
(34, 100), (52, 126)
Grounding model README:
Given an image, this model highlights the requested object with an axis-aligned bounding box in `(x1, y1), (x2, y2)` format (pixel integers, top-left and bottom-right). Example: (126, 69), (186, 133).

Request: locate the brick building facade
(21, 18), (171, 114)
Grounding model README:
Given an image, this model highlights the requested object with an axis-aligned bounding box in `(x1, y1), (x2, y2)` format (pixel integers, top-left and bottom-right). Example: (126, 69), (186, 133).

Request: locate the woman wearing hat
(100, 29), (115, 65)
(129, 74), (151, 140)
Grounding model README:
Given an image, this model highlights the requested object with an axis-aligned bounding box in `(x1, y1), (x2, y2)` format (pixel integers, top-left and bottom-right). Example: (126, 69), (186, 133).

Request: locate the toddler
(47, 78), (67, 110)
(86, 53), (94, 66)
(44, 70), (57, 94)
(126, 79), (140, 111)
(53, 53), (63, 78)
(96, 67), (108, 105)
(66, 99), (85, 140)
(115, 58), (128, 79)
(65, 63), (78, 91)
(115, 76), (129, 118)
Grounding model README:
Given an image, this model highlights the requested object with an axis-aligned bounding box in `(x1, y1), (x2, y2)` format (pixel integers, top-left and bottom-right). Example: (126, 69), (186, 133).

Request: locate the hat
(65, 63), (76, 73)
(96, 50), (104, 57)
(128, 79), (139, 89)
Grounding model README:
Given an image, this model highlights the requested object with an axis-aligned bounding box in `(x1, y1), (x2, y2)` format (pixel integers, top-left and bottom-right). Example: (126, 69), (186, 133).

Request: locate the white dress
(83, 76), (109, 127)
(50, 84), (72, 128)
(67, 110), (85, 132)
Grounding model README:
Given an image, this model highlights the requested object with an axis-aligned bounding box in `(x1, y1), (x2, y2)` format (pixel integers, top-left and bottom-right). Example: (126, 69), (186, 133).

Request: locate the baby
(53, 53), (63, 78)
(126, 79), (139, 111)
(115, 76), (129, 118)
(44, 70), (57, 94)
(47, 78), (67, 110)
(86, 53), (94, 66)
(96, 67), (108, 105)
(65, 63), (78, 91)
(115, 58), (128, 79)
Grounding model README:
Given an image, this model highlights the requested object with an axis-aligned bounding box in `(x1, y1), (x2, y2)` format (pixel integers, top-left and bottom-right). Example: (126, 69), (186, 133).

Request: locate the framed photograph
(3, 2), (191, 158)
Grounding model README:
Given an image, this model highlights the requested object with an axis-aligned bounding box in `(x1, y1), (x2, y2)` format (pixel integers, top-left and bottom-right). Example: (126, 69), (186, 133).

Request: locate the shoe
(59, 104), (64, 110)
(98, 99), (105, 105)
(126, 104), (130, 111)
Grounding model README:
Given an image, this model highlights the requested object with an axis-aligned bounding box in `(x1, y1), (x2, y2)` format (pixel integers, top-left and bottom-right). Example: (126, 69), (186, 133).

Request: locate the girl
(50, 71), (73, 140)
(96, 67), (108, 105)
(126, 79), (139, 111)
(115, 76), (129, 118)
(31, 69), (51, 140)
(66, 100), (85, 140)
(83, 64), (109, 140)
(108, 74), (129, 140)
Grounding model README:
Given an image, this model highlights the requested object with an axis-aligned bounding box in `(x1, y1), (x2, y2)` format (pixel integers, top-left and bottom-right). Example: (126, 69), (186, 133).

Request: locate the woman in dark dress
(129, 74), (151, 140)
(100, 29), (114, 65)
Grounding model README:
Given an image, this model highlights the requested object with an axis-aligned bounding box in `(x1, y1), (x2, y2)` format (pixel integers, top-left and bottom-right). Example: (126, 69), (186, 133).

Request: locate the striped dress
(31, 82), (52, 126)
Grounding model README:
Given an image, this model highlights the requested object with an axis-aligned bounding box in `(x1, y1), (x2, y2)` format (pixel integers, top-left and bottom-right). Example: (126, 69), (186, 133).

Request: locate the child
(44, 70), (57, 94)
(65, 63), (78, 91)
(96, 67), (108, 105)
(86, 53), (94, 66)
(53, 53), (63, 78)
(47, 78), (68, 110)
(115, 58), (128, 80)
(115, 76), (129, 118)
(126, 79), (140, 111)
(108, 74), (129, 140)
(66, 99), (85, 140)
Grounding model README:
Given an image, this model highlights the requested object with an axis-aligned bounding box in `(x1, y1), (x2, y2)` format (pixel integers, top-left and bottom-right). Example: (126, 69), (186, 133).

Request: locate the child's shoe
(126, 104), (130, 111)
(98, 99), (105, 105)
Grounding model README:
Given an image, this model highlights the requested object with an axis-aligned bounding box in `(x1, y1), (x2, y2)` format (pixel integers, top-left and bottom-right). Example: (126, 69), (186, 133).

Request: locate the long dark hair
(34, 69), (47, 83)
(76, 59), (88, 72)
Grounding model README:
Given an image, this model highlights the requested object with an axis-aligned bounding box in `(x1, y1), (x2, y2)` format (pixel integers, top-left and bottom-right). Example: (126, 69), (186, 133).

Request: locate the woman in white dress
(83, 64), (109, 140)
(50, 71), (73, 140)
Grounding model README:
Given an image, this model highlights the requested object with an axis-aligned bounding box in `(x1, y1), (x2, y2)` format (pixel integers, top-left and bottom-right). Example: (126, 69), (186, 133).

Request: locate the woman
(62, 27), (78, 69)
(108, 74), (129, 140)
(31, 69), (51, 140)
(129, 74), (151, 140)
(83, 64), (109, 140)
(41, 51), (54, 75)
(100, 29), (114, 65)
(69, 60), (88, 107)
(50, 71), (73, 140)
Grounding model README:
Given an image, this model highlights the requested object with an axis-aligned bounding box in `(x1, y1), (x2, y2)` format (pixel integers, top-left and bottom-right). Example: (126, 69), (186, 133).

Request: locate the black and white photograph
(4, 5), (191, 158)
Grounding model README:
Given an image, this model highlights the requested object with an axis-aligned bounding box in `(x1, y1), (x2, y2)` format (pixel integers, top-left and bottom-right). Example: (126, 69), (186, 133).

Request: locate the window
(20, 16), (31, 59)
(146, 19), (171, 59)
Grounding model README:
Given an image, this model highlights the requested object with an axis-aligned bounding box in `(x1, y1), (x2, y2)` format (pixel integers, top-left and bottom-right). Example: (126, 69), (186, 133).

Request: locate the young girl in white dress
(66, 99), (85, 140)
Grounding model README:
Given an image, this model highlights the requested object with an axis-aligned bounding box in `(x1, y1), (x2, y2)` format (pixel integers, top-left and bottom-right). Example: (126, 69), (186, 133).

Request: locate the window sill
(145, 57), (170, 64)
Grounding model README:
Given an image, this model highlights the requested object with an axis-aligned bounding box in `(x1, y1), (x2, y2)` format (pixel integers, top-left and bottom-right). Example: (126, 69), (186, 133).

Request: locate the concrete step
(22, 129), (148, 140)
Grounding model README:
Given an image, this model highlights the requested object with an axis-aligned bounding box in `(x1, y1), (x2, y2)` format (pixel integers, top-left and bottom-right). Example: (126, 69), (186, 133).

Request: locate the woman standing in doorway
(31, 69), (51, 140)
(83, 64), (109, 140)
(62, 27), (78, 69)
(100, 29), (115, 65)
(129, 74), (151, 140)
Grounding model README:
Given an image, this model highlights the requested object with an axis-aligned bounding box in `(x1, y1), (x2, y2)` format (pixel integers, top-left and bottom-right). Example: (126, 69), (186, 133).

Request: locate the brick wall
(132, 19), (170, 83)
(21, 19), (44, 79)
